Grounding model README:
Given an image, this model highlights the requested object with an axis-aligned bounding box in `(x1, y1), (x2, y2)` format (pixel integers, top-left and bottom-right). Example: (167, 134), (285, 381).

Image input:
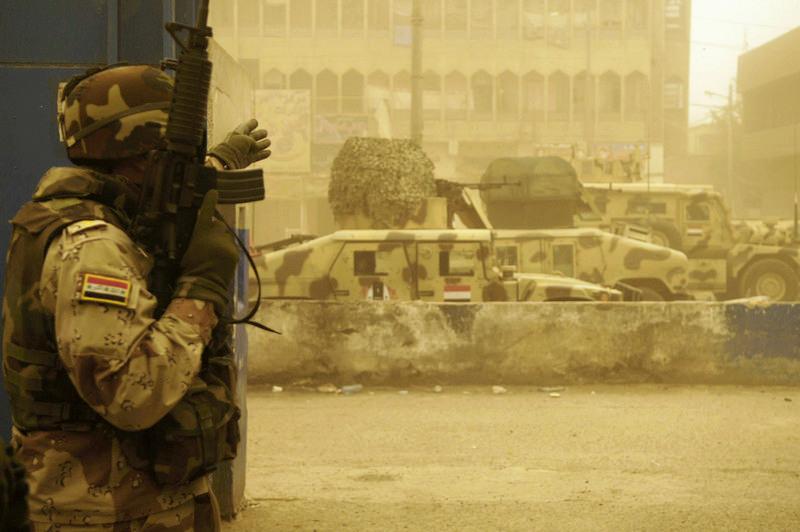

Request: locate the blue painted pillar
(0, 0), (200, 437)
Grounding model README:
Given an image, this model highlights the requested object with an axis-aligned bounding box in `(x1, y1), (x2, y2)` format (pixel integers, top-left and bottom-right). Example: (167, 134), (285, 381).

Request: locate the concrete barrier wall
(248, 301), (800, 386)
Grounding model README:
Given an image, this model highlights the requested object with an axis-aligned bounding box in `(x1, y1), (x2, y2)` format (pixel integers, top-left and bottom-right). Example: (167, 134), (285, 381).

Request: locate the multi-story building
(209, 0), (691, 243)
(738, 27), (800, 219)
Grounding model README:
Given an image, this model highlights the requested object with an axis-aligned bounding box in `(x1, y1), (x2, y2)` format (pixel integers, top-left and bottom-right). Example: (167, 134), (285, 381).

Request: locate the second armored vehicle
(581, 182), (800, 300)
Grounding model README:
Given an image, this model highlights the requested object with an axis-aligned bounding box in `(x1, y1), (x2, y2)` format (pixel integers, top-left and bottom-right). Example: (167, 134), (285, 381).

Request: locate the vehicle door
(415, 241), (487, 302)
(550, 240), (577, 278)
(502, 239), (545, 274)
(328, 242), (414, 301)
(681, 198), (728, 292)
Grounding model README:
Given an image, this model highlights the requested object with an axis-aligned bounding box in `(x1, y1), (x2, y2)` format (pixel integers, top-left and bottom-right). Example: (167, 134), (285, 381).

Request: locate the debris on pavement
(539, 386), (565, 393)
(492, 385), (508, 395)
(341, 384), (364, 395)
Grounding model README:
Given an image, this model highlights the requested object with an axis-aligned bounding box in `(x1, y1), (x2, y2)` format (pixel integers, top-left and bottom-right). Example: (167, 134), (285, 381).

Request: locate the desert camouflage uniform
(3, 167), (220, 530)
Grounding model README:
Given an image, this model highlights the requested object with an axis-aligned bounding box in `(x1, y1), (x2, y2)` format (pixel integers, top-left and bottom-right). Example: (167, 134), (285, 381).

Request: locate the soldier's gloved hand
(208, 118), (271, 169)
(174, 191), (239, 314)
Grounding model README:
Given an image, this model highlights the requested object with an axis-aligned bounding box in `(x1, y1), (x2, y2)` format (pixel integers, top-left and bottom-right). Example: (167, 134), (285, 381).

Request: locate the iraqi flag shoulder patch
(79, 273), (132, 307)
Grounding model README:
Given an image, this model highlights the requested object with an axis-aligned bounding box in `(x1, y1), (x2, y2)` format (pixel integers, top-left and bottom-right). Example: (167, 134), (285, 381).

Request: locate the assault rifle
(132, 0), (265, 318)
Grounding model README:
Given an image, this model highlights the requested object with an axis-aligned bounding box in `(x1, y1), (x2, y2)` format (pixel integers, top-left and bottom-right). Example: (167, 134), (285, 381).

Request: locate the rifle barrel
(198, 0), (210, 29)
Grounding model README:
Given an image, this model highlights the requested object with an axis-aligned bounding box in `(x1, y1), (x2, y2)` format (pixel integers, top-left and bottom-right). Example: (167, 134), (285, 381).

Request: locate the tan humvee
(257, 229), (622, 303)
(580, 182), (800, 300)
(493, 227), (690, 301)
(449, 186), (690, 300)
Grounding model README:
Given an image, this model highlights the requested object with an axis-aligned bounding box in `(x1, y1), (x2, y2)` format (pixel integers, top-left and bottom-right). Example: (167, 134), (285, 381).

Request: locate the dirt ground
(223, 385), (800, 531)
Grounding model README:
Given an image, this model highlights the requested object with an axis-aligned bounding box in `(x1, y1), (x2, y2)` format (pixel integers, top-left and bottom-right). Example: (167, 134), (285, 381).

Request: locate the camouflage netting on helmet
(329, 137), (436, 228)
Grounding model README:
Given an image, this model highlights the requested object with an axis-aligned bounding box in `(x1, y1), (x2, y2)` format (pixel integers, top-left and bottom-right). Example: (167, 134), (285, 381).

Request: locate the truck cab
(581, 183), (800, 300)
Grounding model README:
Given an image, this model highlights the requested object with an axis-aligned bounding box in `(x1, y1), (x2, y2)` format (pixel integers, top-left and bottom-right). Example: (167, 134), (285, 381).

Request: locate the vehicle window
(496, 245), (518, 267)
(439, 249), (475, 276)
(649, 202), (667, 214)
(354, 250), (386, 275)
(686, 202), (710, 222)
(553, 244), (574, 277)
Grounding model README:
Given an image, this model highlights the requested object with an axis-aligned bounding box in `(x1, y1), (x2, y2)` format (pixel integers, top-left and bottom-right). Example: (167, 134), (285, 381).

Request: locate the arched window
(496, 0), (519, 38)
(342, 0), (365, 34)
(523, 0), (545, 41)
(548, 0), (570, 47)
(548, 71), (569, 120)
(497, 71), (519, 119)
(423, 0), (442, 35)
(342, 69), (364, 113)
(263, 69), (286, 90)
(316, 70), (339, 115)
(445, 71), (468, 120)
(574, 0), (592, 30)
(599, 71), (621, 118)
(600, 0), (623, 38)
(624, 71), (648, 120)
(315, 0), (338, 35)
(471, 0), (493, 39)
(626, 0), (648, 33)
(471, 70), (493, 118)
(289, 69), (312, 91)
(445, 0), (467, 35)
(368, 0), (390, 34)
(572, 71), (594, 119)
(423, 70), (442, 120)
(290, 0), (312, 35)
(523, 71), (545, 120)
(238, 0), (260, 35)
(264, 0), (287, 37)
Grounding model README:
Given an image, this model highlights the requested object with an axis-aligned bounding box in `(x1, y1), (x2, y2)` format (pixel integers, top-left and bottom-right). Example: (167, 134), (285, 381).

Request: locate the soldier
(1, 64), (270, 530)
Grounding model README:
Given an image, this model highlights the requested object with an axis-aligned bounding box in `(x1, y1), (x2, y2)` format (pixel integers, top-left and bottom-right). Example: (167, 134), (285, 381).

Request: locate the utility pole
(726, 81), (734, 215)
(410, 0), (423, 146)
(584, 5), (594, 155)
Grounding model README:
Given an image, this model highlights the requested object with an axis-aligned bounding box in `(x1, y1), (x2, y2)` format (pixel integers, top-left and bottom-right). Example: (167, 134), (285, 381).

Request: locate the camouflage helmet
(57, 64), (173, 162)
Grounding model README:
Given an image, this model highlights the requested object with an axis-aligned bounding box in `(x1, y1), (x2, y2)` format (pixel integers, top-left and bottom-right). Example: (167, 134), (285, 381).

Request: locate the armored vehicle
(454, 157), (691, 300)
(580, 183), (800, 300)
(492, 227), (689, 301)
(257, 229), (622, 303)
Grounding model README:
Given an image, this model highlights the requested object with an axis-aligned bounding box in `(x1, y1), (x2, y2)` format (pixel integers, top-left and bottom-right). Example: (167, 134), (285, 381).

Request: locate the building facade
(209, 0), (691, 243)
(738, 27), (800, 219)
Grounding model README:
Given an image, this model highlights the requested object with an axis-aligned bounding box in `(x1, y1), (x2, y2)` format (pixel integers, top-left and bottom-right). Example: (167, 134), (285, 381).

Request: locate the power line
(691, 40), (744, 50)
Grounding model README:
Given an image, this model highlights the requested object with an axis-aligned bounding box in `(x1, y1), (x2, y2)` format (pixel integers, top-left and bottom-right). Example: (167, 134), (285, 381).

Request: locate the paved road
(224, 385), (800, 531)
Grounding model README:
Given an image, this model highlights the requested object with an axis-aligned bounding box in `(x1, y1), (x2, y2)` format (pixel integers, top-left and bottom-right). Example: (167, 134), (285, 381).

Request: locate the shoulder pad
(65, 219), (109, 236)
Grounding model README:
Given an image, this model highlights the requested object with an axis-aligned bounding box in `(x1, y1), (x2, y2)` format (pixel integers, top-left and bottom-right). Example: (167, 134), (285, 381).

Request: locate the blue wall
(0, 0), (198, 438)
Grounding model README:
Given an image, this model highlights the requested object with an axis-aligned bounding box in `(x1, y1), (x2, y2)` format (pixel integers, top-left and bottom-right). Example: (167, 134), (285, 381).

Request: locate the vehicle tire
(648, 221), (683, 251)
(738, 259), (799, 301)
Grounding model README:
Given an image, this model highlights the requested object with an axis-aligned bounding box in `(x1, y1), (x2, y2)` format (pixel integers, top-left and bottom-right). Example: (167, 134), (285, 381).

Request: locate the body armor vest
(2, 168), (133, 431)
(2, 167), (239, 485)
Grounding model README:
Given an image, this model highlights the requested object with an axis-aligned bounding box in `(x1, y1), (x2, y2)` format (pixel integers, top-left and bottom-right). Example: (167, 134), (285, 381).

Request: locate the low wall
(247, 301), (800, 386)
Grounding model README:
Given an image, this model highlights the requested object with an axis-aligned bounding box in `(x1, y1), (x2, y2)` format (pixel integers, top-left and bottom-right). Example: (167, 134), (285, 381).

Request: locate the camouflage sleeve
(40, 220), (218, 431)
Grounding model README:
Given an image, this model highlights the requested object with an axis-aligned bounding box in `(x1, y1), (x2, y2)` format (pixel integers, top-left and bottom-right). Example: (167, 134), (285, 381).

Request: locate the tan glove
(208, 119), (271, 169)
